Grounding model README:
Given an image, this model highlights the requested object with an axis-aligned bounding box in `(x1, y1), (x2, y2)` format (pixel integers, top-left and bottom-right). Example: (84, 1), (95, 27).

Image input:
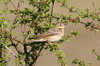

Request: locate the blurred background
(1, 0), (100, 66)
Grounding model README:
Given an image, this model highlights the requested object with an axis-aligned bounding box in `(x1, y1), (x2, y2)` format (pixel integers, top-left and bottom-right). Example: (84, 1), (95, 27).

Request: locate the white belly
(34, 32), (64, 42)
(47, 33), (64, 42)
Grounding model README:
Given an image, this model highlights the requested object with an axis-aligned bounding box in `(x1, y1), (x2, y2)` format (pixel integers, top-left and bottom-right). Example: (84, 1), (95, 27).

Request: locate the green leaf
(96, 55), (100, 60)
(92, 48), (96, 53)
(72, 59), (79, 64)
(71, 30), (79, 37)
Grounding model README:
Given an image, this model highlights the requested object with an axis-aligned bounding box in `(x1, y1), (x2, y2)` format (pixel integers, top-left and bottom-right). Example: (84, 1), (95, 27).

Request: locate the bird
(32, 22), (65, 42)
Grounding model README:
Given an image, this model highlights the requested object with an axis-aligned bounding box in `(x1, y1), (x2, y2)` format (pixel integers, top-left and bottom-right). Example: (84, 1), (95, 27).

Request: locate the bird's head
(55, 22), (65, 29)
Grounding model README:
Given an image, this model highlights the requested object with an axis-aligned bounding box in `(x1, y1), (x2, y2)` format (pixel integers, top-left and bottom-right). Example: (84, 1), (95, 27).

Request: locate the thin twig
(63, 4), (79, 14)
(21, 24), (24, 34)
(1, 30), (23, 44)
(12, 0), (24, 25)
(21, 24), (30, 65)
(5, 46), (17, 57)
(9, 0), (16, 10)
(9, 37), (21, 54)
(17, 0), (24, 10)
(30, 47), (43, 66)
(40, 15), (100, 30)
(24, 24), (26, 33)
(35, 47), (43, 61)
(0, 44), (2, 63)
(91, 0), (97, 12)
(24, 44), (29, 65)
(9, 36), (23, 44)
(50, 0), (55, 23)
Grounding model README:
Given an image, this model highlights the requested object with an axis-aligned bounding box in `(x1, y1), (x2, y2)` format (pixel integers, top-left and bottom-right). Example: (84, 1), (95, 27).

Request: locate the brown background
(1, 0), (100, 66)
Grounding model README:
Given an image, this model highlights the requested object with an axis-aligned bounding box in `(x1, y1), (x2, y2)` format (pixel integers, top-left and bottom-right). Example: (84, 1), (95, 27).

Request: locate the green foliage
(0, 16), (7, 29)
(47, 43), (66, 66)
(55, 50), (67, 66)
(72, 59), (86, 66)
(70, 30), (79, 37)
(0, 0), (100, 66)
(92, 48), (100, 60)
(72, 59), (92, 66)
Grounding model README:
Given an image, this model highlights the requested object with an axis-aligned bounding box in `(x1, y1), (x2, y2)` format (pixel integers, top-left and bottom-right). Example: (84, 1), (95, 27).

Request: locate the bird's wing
(36, 28), (59, 39)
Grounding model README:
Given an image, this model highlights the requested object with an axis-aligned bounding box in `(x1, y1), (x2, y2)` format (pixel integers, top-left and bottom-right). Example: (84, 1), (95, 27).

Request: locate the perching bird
(33, 23), (65, 42)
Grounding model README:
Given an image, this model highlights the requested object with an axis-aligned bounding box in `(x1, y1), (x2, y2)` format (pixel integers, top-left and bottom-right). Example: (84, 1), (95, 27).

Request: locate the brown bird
(32, 23), (65, 42)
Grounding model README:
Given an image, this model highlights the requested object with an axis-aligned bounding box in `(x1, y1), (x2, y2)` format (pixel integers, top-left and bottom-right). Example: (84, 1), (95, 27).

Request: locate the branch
(5, 46), (17, 57)
(9, 0), (16, 10)
(9, 36), (23, 44)
(9, 37), (21, 54)
(17, 0), (24, 10)
(50, 0), (55, 23)
(53, 15), (100, 30)
(24, 44), (29, 65)
(91, 0), (97, 12)
(30, 47), (43, 65)
(0, 29), (23, 44)
(63, 4), (79, 14)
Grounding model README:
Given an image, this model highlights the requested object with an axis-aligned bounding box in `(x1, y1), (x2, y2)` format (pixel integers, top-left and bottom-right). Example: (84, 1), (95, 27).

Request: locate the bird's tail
(29, 39), (45, 42)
